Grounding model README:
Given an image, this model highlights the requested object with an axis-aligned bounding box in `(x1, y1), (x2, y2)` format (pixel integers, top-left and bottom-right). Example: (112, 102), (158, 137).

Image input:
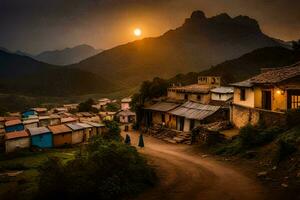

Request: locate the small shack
(117, 110), (136, 123)
(48, 124), (72, 147)
(23, 119), (39, 129)
(5, 119), (24, 132)
(66, 123), (84, 144)
(77, 122), (93, 141)
(85, 121), (105, 137)
(39, 116), (51, 127)
(5, 130), (30, 153)
(49, 114), (61, 125)
(22, 109), (37, 118)
(27, 127), (52, 148)
(61, 117), (78, 124)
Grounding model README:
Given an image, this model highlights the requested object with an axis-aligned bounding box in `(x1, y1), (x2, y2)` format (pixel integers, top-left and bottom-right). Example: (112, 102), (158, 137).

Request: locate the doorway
(262, 90), (271, 110)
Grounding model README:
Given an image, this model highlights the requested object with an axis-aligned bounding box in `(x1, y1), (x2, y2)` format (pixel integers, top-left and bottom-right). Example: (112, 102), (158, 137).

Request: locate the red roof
(5, 130), (29, 140)
(5, 119), (22, 127)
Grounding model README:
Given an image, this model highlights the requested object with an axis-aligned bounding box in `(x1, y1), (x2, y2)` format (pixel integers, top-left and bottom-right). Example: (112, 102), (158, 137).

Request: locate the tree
(105, 102), (120, 112)
(78, 98), (97, 113)
(138, 134), (144, 148)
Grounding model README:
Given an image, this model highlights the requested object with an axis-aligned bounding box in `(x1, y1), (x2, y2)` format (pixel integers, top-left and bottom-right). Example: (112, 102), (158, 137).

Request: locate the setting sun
(133, 28), (142, 36)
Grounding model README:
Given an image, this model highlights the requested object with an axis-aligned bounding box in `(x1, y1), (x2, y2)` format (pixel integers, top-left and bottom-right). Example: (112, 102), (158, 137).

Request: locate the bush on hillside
(286, 109), (300, 127)
(37, 139), (157, 200)
(102, 120), (122, 141)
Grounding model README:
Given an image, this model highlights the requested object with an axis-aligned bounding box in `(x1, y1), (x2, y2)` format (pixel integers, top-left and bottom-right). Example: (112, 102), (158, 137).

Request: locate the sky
(0, 0), (299, 54)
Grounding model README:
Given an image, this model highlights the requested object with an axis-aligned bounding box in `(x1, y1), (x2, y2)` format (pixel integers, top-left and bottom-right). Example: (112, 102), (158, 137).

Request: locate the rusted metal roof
(5, 130), (29, 140)
(27, 127), (51, 136)
(169, 101), (220, 120)
(145, 102), (180, 112)
(48, 124), (72, 134)
(39, 116), (50, 120)
(5, 119), (22, 127)
(32, 107), (47, 113)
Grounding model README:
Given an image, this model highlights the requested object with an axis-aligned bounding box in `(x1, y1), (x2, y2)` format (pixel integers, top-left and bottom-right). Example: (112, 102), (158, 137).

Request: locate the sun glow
(133, 28), (142, 36)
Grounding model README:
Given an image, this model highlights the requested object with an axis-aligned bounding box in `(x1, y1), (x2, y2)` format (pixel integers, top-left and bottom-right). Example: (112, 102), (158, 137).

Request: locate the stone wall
(232, 104), (286, 128)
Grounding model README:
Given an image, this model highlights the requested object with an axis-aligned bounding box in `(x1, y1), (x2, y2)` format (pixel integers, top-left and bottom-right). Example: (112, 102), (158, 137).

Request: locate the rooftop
(27, 127), (51, 136)
(210, 86), (234, 94)
(145, 102), (180, 112)
(5, 130), (28, 140)
(121, 97), (132, 103)
(168, 84), (211, 94)
(48, 124), (72, 134)
(117, 110), (136, 116)
(66, 123), (84, 131)
(77, 122), (93, 128)
(23, 119), (39, 124)
(85, 121), (105, 127)
(5, 119), (22, 127)
(61, 117), (77, 123)
(169, 101), (220, 120)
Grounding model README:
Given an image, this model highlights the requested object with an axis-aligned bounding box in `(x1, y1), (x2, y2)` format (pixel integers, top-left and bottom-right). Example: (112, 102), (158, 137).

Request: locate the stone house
(231, 62), (300, 128)
(167, 76), (221, 104)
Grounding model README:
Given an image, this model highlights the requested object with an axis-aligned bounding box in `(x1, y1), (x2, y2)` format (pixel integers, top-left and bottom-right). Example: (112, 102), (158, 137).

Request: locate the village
(0, 61), (299, 200)
(0, 62), (300, 153)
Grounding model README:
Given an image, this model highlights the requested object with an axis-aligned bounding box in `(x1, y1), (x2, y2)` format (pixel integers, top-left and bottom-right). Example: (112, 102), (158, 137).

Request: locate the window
(184, 94), (188, 100)
(240, 88), (246, 101)
(219, 94), (222, 99)
(197, 95), (201, 101)
(291, 95), (300, 109)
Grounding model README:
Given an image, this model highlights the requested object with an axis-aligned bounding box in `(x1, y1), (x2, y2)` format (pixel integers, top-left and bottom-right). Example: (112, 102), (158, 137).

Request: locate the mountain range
(0, 10), (296, 98)
(34, 44), (102, 65)
(0, 50), (116, 96)
(2, 44), (102, 66)
(72, 10), (285, 87)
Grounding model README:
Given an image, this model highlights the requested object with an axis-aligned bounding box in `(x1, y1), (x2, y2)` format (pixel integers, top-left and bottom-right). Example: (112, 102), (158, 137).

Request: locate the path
(121, 129), (268, 200)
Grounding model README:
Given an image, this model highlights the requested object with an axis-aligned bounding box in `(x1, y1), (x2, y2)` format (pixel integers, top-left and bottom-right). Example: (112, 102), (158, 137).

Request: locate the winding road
(121, 129), (269, 200)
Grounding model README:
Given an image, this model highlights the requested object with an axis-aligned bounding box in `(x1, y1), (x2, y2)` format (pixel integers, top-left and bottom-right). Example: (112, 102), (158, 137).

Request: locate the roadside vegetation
(0, 120), (157, 200)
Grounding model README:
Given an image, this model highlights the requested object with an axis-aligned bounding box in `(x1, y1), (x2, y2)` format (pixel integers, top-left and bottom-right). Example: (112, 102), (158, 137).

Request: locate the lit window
(291, 95), (300, 109)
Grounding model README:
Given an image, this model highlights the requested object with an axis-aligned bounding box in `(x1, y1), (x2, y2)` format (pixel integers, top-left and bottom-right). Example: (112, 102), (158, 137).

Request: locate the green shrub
(103, 120), (122, 141)
(37, 140), (157, 200)
(239, 124), (282, 148)
(274, 139), (297, 163)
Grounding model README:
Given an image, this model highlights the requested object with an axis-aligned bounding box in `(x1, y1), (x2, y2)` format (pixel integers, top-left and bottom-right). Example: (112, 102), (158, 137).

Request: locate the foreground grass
(0, 148), (77, 200)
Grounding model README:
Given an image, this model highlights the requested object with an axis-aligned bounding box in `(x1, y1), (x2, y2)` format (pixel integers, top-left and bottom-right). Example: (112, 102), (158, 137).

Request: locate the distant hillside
(73, 10), (283, 88)
(0, 50), (117, 96)
(35, 44), (102, 65)
(200, 46), (300, 84)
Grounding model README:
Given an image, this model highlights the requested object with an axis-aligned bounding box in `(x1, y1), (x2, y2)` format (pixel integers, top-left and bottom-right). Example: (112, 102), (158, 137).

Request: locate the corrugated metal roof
(210, 87), (234, 94)
(85, 121), (105, 127)
(5, 119), (22, 127)
(66, 123), (84, 131)
(5, 130), (28, 140)
(28, 127), (51, 136)
(32, 107), (47, 113)
(145, 102), (180, 112)
(77, 122), (93, 128)
(39, 116), (50, 120)
(48, 124), (72, 134)
(169, 101), (220, 120)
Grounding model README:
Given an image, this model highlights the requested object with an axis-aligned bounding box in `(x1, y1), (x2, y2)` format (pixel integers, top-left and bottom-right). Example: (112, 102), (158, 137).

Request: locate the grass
(0, 148), (77, 200)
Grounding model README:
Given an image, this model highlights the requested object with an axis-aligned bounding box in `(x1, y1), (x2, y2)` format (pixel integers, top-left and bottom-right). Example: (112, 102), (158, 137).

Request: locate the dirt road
(121, 129), (269, 200)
